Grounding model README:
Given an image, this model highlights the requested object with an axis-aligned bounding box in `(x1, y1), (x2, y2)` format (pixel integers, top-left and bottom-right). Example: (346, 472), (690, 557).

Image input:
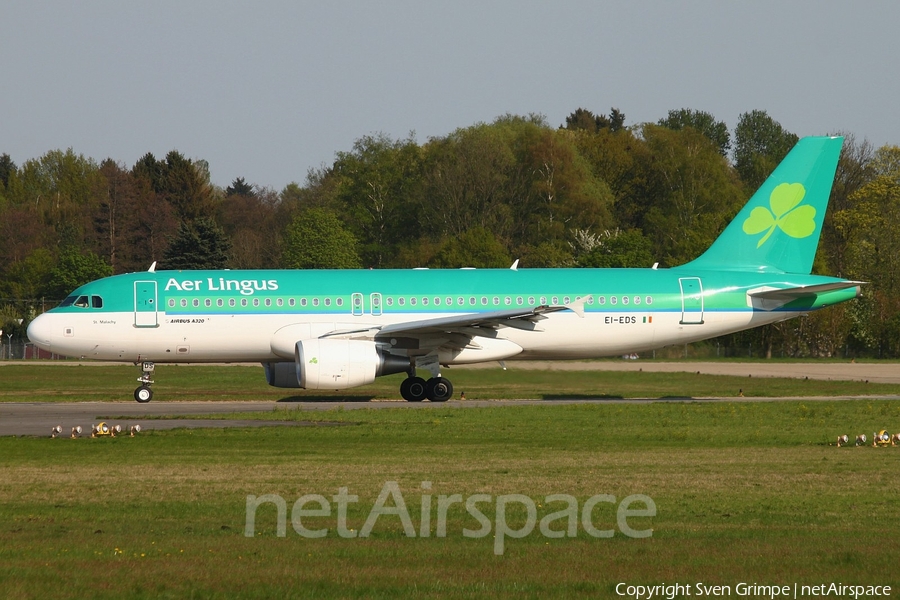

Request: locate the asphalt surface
(2, 361), (899, 437)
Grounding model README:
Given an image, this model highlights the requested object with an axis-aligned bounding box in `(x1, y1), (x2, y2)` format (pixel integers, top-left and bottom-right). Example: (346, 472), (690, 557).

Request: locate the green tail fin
(681, 136), (843, 274)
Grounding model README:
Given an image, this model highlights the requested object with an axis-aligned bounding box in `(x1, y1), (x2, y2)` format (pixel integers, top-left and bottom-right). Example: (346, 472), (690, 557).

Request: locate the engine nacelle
(295, 339), (409, 390)
(263, 361), (303, 388)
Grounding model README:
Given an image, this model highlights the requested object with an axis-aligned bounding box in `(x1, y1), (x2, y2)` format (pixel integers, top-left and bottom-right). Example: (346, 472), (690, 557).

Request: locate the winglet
(148, 261), (157, 273)
(510, 259), (519, 271)
(565, 296), (588, 318)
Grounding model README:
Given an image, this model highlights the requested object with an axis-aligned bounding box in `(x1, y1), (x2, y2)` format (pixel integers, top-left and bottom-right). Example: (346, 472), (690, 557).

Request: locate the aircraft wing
(377, 305), (567, 336)
(320, 300), (586, 345)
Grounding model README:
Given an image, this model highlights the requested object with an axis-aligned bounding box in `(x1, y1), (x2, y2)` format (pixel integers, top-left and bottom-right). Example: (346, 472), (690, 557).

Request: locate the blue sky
(2, 1), (898, 190)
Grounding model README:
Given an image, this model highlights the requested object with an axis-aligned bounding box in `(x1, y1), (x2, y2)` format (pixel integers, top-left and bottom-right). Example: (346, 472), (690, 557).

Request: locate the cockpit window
(58, 294), (102, 308)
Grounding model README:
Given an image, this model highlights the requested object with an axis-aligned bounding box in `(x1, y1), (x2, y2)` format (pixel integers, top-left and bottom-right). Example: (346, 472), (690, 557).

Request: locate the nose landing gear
(134, 361), (155, 403)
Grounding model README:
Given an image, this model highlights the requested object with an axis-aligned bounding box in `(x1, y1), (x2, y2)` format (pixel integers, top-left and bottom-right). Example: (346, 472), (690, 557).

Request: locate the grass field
(1, 365), (900, 598)
(3, 362), (900, 402)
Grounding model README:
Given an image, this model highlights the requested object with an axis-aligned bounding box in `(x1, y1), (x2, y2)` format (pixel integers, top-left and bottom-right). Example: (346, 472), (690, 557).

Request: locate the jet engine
(263, 361), (303, 388)
(293, 339), (409, 390)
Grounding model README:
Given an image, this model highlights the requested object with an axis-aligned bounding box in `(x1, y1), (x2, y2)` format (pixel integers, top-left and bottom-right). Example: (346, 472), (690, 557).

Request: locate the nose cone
(27, 313), (53, 351)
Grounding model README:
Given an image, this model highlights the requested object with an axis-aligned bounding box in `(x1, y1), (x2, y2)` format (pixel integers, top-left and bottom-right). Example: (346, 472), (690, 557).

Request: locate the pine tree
(163, 218), (231, 270)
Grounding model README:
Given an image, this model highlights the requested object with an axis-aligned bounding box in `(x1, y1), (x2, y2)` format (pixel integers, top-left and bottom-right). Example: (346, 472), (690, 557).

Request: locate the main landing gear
(134, 361), (154, 403)
(399, 355), (454, 402)
(399, 374), (453, 402)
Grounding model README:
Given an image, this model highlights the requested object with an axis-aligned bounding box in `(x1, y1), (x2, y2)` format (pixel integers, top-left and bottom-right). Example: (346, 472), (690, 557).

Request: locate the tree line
(1, 108), (898, 357)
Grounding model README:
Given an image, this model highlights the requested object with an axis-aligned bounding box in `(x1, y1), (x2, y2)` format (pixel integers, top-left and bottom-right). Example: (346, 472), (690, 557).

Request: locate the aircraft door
(351, 293), (364, 316)
(679, 277), (704, 325)
(134, 280), (159, 327)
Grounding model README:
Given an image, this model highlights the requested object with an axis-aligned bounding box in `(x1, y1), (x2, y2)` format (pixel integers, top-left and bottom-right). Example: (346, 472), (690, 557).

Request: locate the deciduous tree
(658, 108), (731, 156)
(281, 208), (361, 269)
(733, 110), (798, 189)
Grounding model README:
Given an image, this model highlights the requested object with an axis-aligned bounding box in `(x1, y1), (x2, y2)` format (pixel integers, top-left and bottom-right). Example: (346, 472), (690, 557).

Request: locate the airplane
(27, 136), (862, 403)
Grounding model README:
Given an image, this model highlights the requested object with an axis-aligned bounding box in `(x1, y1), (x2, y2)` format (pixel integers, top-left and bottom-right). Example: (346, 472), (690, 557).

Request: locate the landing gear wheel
(134, 385), (153, 403)
(400, 377), (428, 402)
(426, 377), (453, 402)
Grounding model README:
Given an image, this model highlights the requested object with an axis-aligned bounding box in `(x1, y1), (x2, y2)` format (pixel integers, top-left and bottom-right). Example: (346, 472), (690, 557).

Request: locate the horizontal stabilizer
(747, 281), (864, 311)
(747, 281), (865, 301)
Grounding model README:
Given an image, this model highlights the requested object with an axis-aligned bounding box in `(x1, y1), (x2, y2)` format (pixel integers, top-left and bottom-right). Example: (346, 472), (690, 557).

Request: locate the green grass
(3, 363), (900, 402)
(2, 396), (900, 598)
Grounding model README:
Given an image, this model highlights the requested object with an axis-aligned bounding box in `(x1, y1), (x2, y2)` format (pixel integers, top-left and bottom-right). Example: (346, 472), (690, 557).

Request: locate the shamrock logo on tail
(742, 183), (816, 248)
